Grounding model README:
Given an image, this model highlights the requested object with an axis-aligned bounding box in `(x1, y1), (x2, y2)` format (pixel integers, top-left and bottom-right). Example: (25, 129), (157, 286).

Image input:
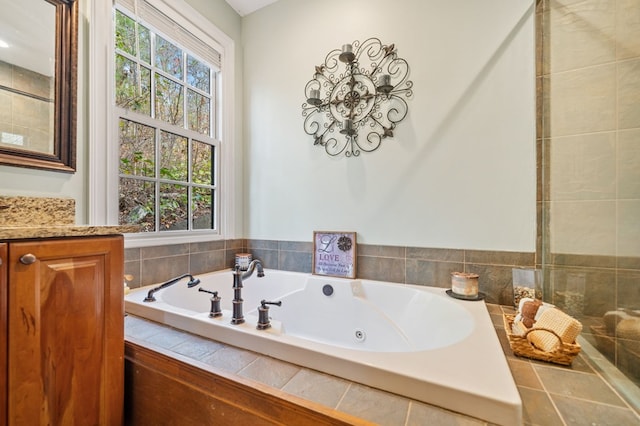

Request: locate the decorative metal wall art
(302, 38), (413, 157)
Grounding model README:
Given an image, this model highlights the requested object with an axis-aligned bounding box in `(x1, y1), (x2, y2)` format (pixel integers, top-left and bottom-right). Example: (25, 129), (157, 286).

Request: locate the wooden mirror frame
(0, 0), (77, 173)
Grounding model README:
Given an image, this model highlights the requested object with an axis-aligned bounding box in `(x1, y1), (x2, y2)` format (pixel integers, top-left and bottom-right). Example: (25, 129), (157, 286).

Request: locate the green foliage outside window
(115, 9), (216, 232)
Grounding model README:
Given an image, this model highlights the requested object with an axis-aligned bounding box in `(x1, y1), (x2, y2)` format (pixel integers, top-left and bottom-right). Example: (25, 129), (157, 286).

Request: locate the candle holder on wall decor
(302, 38), (413, 157)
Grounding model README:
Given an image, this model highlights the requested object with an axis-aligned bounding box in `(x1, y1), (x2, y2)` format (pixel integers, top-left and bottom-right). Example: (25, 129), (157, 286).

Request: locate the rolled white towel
(528, 308), (582, 352)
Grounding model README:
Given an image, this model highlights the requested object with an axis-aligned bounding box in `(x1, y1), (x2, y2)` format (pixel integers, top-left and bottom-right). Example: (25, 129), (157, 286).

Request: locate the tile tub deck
(125, 303), (640, 425)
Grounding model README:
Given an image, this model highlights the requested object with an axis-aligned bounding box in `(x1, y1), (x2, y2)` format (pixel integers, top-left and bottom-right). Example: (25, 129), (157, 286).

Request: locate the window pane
(119, 178), (155, 232)
(160, 131), (187, 181)
(119, 119), (155, 177)
(192, 140), (213, 185)
(192, 187), (214, 230)
(115, 55), (151, 113)
(138, 66), (151, 115)
(187, 89), (210, 135)
(187, 55), (210, 92)
(115, 10), (136, 56)
(155, 73), (184, 125)
(115, 54), (137, 108)
(155, 35), (183, 79)
(160, 183), (188, 231)
(138, 24), (151, 64)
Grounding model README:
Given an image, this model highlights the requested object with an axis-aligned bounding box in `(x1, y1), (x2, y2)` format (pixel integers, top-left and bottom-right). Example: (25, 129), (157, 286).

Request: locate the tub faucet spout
(231, 259), (265, 324)
(242, 259), (264, 280)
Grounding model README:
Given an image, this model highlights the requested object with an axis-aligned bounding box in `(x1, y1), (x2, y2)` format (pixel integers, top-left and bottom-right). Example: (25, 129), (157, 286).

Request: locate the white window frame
(89, 0), (236, 248)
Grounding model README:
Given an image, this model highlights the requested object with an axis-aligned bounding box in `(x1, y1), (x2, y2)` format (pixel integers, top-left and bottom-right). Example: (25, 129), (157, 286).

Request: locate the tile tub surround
(125, 303), (640, 425)
(249, 240), (536, 307)
(124, 238), (246, 288)
(125, 238), (535, 306)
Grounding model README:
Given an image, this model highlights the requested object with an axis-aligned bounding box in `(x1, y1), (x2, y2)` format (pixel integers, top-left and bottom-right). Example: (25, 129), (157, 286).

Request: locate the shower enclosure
(538, 0), (640, 409)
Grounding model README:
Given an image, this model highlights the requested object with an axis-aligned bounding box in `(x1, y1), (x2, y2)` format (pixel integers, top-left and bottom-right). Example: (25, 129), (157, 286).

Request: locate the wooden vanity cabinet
(1, 236), (124, 426)
(0, 243), (7, 424)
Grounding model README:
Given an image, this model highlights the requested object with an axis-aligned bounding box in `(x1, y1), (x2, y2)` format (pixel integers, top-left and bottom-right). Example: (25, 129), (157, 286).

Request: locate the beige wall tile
(541, 76), (551, 137)
(0, 91), (11, 125)
(29, 128), (53, 153)
(618, 58), (640, 129)
(141, 254), (190, 286)
(357, 255), (405, 283)
(549, 0), (615, 72)
(12, 65), (52, 99)
(141, 242), (189, 259)
(465, 250), (535, 266)
(405, 259), (463, 288)
(0, 61), (11, 86)
(549, 64), (616, 136)
(618, 200), (640, 257)
(358, 243), (405, 258)
(466, 263), (516, 305)
(541, 8), (551, 76)
(616, 0), (640, 60)
(618, 129), (640, 199)
(406, 246), (464, 262)
(550, 200), (616, 255)
(550, 132), (616, 200)
(189, 250), (226, 275)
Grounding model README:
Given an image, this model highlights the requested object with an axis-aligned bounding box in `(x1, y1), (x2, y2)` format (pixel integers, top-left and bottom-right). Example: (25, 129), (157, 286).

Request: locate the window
(115, 5), (217, 233)
(90, 0), (236, 246)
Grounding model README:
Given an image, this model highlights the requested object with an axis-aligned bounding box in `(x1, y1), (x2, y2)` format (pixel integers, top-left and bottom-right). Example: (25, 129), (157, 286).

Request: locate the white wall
(241, 0), (536, 250)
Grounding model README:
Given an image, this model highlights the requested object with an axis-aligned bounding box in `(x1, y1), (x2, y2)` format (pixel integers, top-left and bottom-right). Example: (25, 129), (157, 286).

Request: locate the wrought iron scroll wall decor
(302, 38), (413, 157)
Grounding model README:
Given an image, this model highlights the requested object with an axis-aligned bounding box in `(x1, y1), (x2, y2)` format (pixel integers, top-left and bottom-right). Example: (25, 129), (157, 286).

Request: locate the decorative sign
(312, 231), (357, 278)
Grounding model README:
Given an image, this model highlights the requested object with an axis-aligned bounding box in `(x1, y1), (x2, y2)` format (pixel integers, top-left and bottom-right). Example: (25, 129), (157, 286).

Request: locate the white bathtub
(125, 269), (522, 425)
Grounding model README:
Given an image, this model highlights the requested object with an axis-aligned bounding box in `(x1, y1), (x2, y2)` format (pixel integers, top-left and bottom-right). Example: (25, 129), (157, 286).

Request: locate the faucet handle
(260, 299), (282, 308)
(257, 300), (282, 330)
(199, 288), (222, 317)
(199, 288), (218, 297)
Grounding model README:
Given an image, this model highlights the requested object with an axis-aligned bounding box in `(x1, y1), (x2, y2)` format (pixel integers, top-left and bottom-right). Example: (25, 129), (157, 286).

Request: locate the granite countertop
(0, 225), (139, 240)
(0, 195), (138, 239)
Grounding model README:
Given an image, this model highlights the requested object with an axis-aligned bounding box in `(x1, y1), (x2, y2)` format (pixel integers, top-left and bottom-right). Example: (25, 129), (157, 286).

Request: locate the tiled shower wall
(538, 0), (640, 387)
(125, 239), (534, 306)
(0, 60), (54, 153)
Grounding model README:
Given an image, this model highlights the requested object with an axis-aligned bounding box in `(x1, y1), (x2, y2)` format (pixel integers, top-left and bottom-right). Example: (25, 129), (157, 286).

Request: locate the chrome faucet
(231, 259), (265, 324)
(143, 273), (201, 302)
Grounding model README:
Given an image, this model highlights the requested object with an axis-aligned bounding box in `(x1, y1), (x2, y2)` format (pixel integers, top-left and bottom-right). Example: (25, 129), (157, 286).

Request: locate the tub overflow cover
(322, 284), (334, 296)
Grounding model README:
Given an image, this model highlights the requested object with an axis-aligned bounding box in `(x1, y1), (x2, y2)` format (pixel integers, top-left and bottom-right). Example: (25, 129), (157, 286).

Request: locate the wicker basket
(503, 314), (581, 366)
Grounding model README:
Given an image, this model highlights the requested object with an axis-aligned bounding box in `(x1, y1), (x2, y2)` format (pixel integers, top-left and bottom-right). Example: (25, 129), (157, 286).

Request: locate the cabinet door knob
(19, 253), (37, 265)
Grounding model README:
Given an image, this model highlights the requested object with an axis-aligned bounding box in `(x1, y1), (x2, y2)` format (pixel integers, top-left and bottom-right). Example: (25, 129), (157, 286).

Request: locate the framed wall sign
(312, 231), (357, 278)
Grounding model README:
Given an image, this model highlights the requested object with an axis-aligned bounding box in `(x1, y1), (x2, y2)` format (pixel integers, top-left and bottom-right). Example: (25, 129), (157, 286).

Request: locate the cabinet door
(0, 243), (6, 425)
(8, 236), (124, 426)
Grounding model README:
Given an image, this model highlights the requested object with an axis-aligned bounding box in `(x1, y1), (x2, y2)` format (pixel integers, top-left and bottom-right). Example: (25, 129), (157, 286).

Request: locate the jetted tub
(125, 269), (522, 425)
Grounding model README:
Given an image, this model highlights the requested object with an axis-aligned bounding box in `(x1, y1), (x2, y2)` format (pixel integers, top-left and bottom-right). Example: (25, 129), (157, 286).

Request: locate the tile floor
(125, 303), (640, 425)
